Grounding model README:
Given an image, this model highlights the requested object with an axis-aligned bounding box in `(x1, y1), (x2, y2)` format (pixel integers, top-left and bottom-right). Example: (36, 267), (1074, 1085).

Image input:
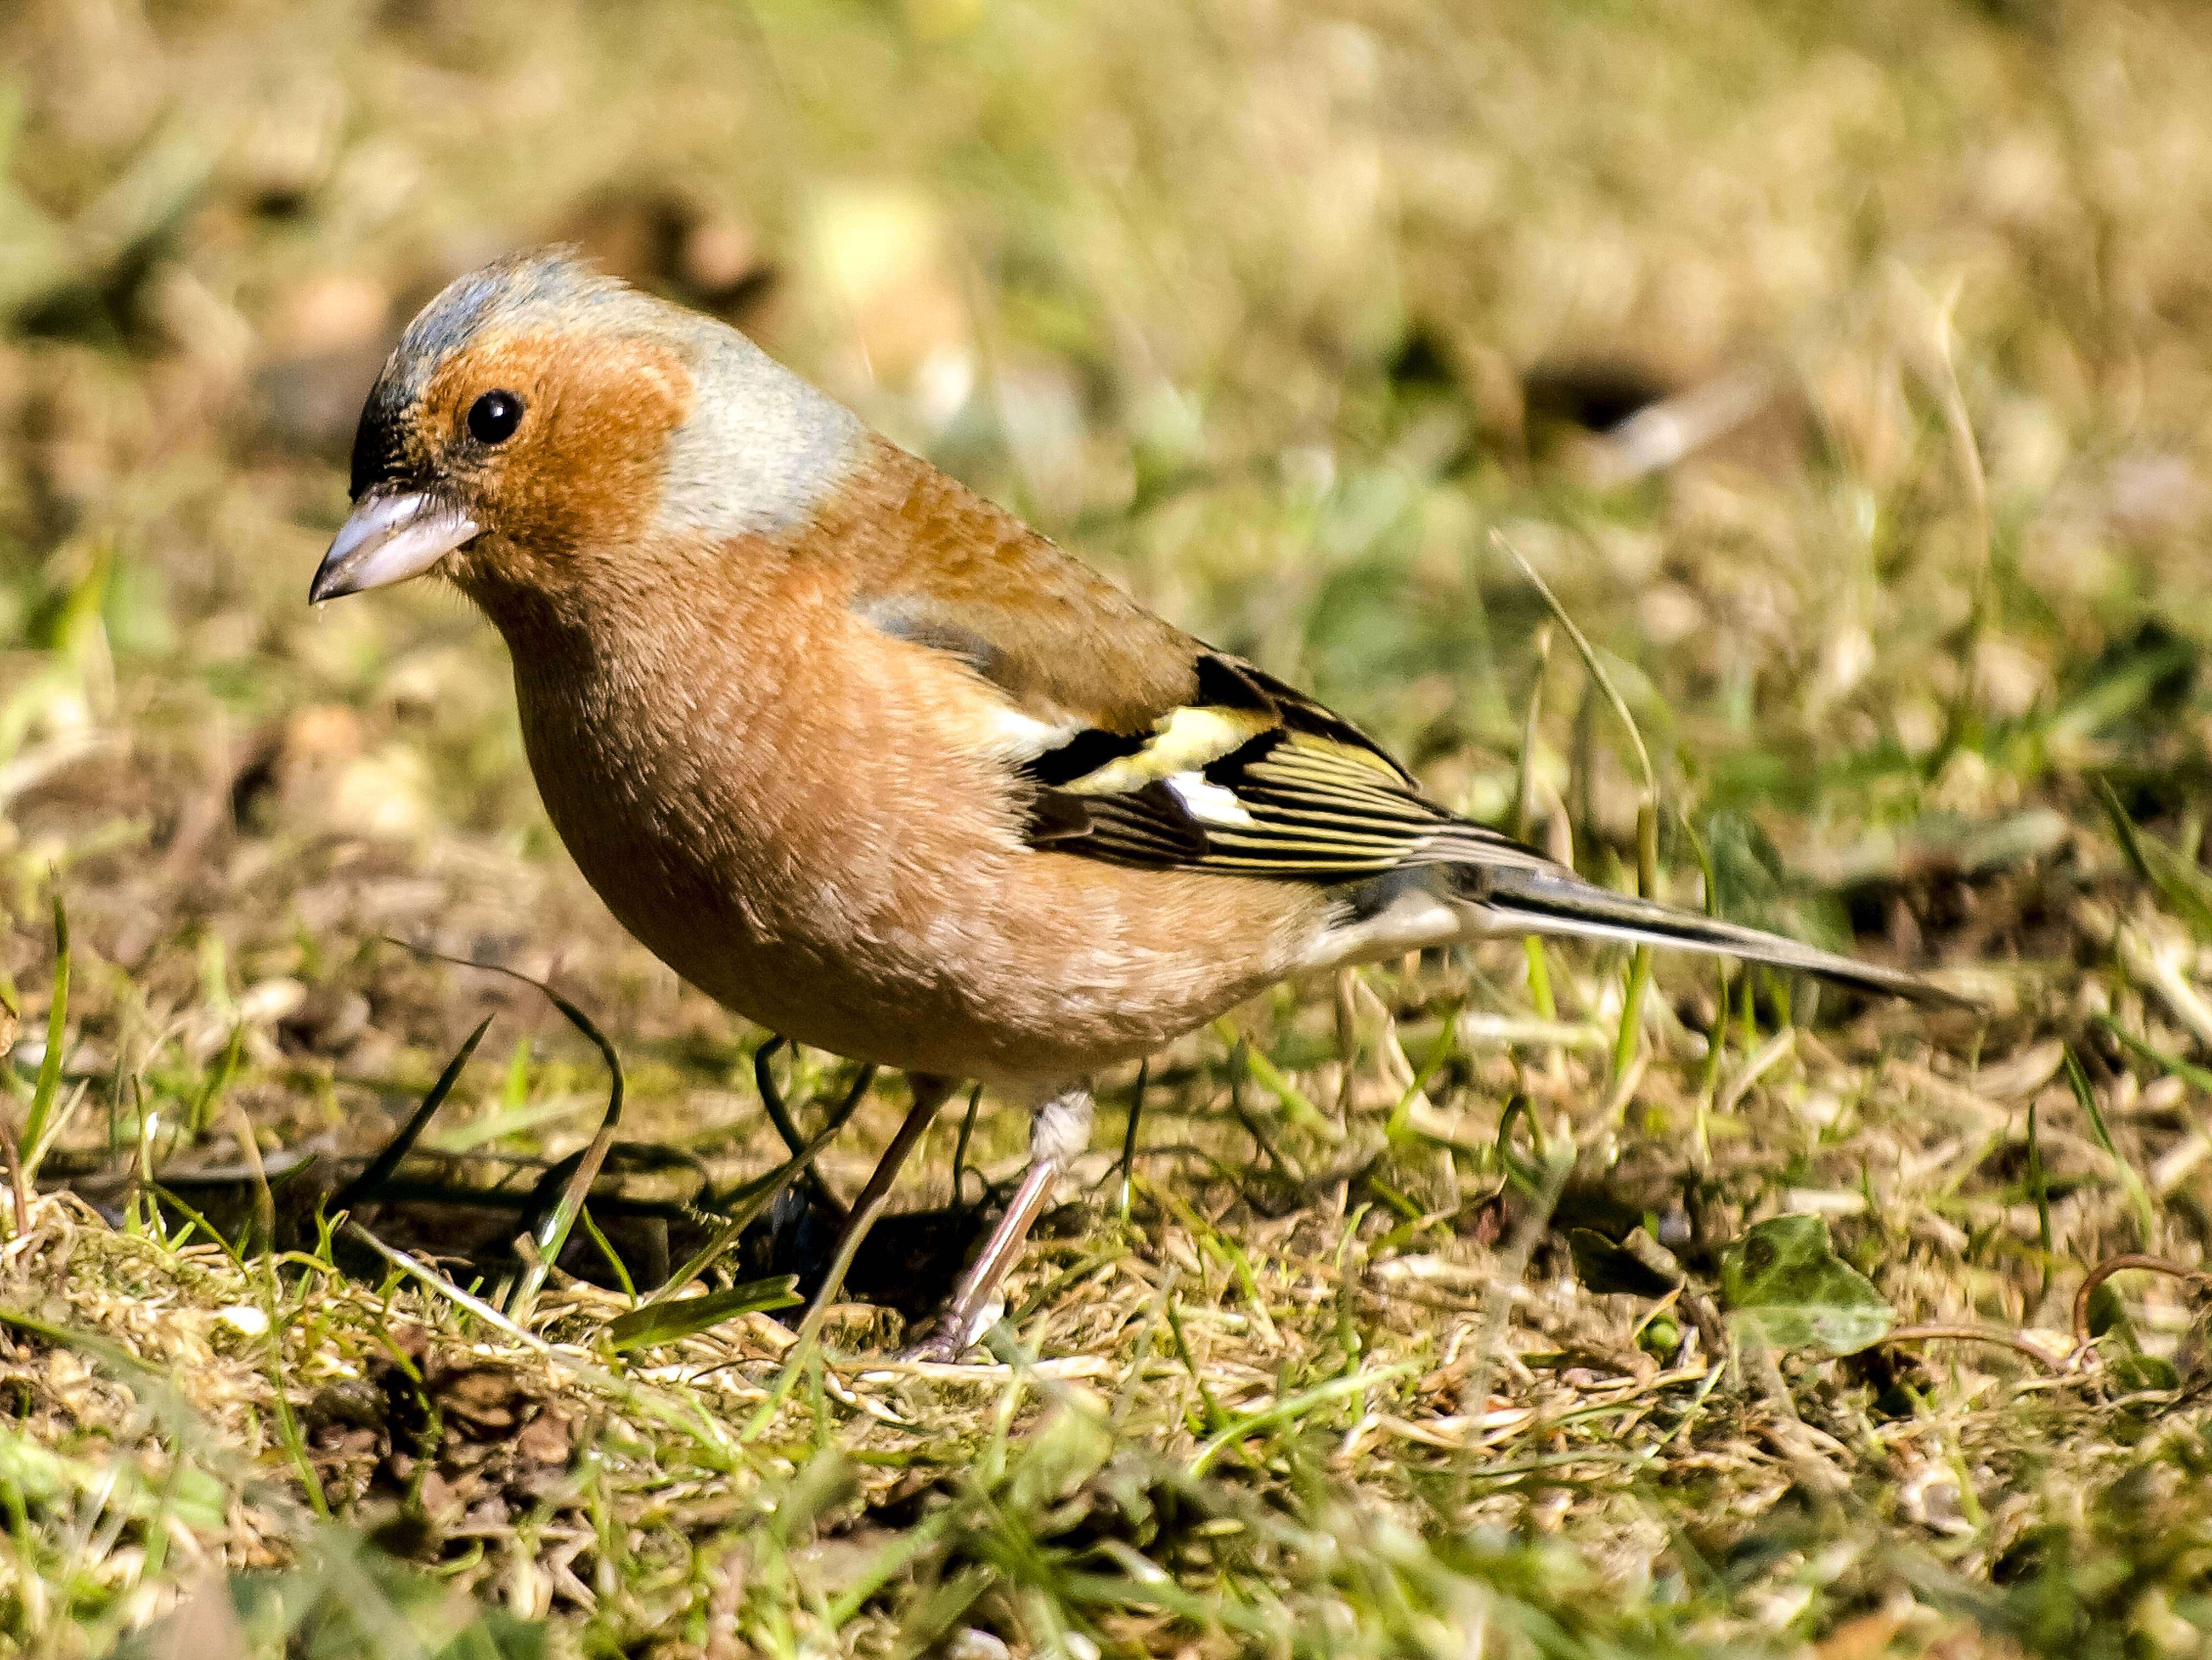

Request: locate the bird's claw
(896, 1327), (973, 1364)
(898, 1297), (1002, 1364)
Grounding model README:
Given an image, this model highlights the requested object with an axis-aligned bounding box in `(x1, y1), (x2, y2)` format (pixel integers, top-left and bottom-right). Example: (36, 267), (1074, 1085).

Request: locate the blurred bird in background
(312, 249), (1954, 1360)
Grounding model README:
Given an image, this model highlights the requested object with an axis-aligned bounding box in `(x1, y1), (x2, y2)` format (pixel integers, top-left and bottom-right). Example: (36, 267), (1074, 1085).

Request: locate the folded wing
(847, 499), (1958, 1006)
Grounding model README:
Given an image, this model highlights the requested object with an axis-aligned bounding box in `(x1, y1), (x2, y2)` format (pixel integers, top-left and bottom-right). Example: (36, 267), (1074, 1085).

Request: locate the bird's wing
(1014, 651), (1557, 878)
(841, 443), (1549, 879)
(840, 446), (1958, 1003)
(850, 575), (1550, 881)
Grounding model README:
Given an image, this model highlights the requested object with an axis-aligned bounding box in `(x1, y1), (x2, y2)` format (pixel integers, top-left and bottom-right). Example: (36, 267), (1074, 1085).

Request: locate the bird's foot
(896, 1297), (1003, 1364)
(895, 1328), (969, 1364)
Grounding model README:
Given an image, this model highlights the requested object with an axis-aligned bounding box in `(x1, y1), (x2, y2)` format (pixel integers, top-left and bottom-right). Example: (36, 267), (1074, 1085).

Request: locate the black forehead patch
(347, 381), (413, 498)
(346, 248), (670, 499)
(348, 250), (634, 498)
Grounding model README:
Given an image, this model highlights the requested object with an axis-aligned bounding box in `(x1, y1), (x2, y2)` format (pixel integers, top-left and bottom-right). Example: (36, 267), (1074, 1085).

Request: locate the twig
(224, 1103), (275, 1250)
(1876, 1323), (2067, 1374)
(2071, 1252), (2208, 1358)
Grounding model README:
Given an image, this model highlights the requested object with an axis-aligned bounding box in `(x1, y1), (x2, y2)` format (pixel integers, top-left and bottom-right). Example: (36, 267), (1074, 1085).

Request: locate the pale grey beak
(309, 489), (479, 603)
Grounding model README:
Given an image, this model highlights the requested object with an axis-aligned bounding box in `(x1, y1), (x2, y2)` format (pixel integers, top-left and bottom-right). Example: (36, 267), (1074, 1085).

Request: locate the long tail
(1472, 866), (1966, 1008)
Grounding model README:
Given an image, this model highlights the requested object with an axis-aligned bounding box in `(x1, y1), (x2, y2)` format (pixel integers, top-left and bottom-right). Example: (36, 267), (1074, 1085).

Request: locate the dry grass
(8, 0), (2212, 1653)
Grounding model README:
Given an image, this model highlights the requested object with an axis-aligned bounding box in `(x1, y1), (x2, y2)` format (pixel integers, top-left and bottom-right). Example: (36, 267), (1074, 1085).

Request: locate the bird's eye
(467, 390), (525, 446)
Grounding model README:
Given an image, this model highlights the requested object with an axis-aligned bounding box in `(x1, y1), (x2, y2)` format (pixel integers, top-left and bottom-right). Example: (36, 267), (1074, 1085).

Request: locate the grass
(8, 0), (2212, 1652)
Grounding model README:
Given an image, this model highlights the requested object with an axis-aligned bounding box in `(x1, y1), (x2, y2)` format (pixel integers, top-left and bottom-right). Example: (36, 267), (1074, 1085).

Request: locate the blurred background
(8, 0), (2212, 1193)
(14, 2), (2212, 1650)
(13, 0), (2212, 1186)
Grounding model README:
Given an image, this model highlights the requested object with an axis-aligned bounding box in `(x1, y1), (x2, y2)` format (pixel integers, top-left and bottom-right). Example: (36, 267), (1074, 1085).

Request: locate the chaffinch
(312, 249), (1951, 1359)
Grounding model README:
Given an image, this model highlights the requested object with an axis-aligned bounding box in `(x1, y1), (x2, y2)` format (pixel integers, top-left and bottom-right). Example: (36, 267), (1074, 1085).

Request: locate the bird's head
(311, 247), (860, 615)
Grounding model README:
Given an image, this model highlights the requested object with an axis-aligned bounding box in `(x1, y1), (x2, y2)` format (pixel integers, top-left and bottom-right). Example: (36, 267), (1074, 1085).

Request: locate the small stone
(216, 1304), (269, 1337)
(515, 1408), (573, 1467)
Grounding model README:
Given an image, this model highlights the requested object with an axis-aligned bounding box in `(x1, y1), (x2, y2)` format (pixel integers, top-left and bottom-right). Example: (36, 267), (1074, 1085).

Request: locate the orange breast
(490, 521), (1321, 1087)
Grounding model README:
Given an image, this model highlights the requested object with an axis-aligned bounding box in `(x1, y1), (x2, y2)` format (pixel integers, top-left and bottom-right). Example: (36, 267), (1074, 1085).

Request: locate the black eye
(467, 390), (524, 446)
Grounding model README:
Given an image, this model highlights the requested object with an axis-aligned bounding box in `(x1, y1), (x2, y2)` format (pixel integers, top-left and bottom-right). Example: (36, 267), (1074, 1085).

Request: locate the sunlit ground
(7, 1), (2212, 1653)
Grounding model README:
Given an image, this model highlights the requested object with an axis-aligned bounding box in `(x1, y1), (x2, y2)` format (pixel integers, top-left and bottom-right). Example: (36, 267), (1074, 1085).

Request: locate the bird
(311, 247), (1957, 1361)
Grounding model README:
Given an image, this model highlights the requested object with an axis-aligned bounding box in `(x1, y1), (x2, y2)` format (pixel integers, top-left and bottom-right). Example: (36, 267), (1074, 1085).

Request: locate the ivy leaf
(1718, 1214), (1893, 1356)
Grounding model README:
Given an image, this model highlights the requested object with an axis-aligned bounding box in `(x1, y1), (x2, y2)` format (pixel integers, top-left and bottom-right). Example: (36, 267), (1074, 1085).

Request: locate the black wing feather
(1016, 654), (1554, 880)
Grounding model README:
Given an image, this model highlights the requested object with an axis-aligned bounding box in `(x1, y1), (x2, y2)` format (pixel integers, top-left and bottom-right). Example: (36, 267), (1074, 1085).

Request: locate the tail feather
(1475, 868), (1966, 1009)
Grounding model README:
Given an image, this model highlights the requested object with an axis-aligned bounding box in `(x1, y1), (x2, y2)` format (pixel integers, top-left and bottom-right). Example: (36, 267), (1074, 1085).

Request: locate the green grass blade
(20, 892), (69, 1185)
(605, 1278), (802, 1353)
(2064, 1044), (2157, 1247)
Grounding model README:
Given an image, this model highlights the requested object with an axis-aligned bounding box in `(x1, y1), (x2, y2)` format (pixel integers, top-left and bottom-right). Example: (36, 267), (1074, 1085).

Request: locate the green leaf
(605, 1277), (801, 1352)
(2107, 1353), (2181, 1393)
(2094, 778), (2212, 944)
(1698, 808), (1791, 920)
(437, 1606), (548, 1660)
(1717, 1214), (1893, 1355)
(2098, 1016), (2212, 1093)
(0, 1423), (228, 1534)
(1002, 1403), (1115, 1513)
(332, 1015), (494, 1213)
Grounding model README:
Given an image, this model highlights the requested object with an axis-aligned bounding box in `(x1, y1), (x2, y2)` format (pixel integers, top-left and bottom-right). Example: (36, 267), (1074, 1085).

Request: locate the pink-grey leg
(905, 1079), (1094, 1361)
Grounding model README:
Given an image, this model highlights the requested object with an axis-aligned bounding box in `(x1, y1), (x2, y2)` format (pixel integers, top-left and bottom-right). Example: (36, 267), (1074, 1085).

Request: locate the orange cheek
(427, 330), (695, 556)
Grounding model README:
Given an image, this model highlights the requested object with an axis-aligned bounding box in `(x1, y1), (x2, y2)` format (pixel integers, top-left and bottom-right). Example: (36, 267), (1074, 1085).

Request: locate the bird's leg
(785, 1072), (955, 1355)
(905, 1079), (1093, 1363)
